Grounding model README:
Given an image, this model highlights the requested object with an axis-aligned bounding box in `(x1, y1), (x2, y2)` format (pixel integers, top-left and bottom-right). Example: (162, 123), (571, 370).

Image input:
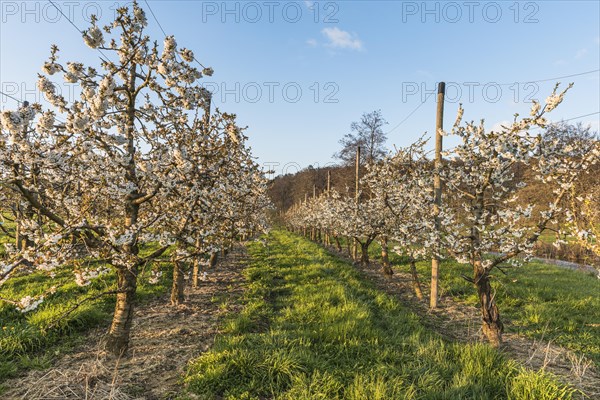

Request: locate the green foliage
(184, 230), (574, 399)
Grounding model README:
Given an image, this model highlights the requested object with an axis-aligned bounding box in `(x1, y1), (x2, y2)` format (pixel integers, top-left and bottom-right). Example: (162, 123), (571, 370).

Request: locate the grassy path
(183, 230), (575, 399)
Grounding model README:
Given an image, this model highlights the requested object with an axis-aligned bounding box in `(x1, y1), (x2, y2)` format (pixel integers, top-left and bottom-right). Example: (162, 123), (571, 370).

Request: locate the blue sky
(1, 0), (599, 176)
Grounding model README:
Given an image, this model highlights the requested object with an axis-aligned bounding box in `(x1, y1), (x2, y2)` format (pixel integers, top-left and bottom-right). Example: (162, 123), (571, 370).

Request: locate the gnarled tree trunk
(474, 259), (503, 346)
(105, 61), (141, 356)
(105, 266), (138, 355)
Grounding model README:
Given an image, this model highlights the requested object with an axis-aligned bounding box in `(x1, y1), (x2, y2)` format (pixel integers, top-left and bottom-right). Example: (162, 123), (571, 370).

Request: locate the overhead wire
(46, 0), (112, 64)
(143, 0), (207, 69)
(386, 69), (599, 134)
(386, 92), (435, 134)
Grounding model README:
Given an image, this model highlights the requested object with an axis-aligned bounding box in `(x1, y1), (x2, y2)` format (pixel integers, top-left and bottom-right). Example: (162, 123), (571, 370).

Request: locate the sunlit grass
(183, 230), (576, 399)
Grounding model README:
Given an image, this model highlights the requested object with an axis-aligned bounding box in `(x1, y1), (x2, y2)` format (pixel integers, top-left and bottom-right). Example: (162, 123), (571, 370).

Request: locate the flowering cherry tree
(283, 84), (597, 348)
(565, 184), (600, 273)
(160, 112), (271, 304)
(331, 193), (385, 265)
(559, 130), (600, 274)
(0, 2), (270, 355)
(286, 178), (393, 268)
(362, 138), (443, 295)
(440, 84), (599, 346)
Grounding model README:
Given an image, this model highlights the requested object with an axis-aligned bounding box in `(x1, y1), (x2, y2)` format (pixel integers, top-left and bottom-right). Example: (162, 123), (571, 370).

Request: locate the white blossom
(83, 25), (105, 49)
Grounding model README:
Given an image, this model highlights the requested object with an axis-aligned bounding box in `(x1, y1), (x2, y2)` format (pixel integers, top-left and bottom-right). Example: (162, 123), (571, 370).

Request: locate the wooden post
(355, 147), (360, 203)
(353, 146), (361, 261)
(304, 192), (308, 237)
(325, 171), (331, 245)
(430, 82), (445, 310)
(312, 184), (319, 241)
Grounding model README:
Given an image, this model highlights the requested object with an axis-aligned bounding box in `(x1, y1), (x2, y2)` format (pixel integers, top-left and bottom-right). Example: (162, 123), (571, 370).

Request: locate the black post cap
(438, 82), (445, 94)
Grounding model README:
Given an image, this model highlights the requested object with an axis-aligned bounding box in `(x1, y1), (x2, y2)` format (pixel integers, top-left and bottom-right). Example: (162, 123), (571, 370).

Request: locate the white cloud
(575, 48), (588, 59)
(304, 0), (315, 9)
(306, 38), (317, 47)
(321, 27), (363, 51)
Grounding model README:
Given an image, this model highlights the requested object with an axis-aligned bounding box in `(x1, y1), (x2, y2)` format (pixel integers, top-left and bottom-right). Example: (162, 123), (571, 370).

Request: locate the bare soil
(2, 246), (248, 400)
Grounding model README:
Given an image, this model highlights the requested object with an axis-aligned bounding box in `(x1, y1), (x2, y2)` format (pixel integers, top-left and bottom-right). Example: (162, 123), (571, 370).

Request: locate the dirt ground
(2, 246), (248, 400)
(341, 249), (600, 399)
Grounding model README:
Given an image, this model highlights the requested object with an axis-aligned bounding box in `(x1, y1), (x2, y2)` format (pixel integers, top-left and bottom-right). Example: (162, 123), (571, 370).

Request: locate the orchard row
(0, 2), (271, 355)
(285, 93), (599, 346)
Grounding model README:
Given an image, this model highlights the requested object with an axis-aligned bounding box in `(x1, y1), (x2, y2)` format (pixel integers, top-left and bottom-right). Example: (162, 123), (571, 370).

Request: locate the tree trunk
(191, 238), (201, 288)
(409, 258), (424, 300)
(15, 206), (34, 250)
(209, 251), (219, 268)
(192, 251), (218, 288)
(105, 61), (141, 356)
(380, 236), (393, 277)
(474, 259), (503, 347)
(192, 257), (200, 289)
(105, 266), (138, 355)
(171, 260), (185, 306)
(334, 236), (342, 252)
(360, 241), (370, 265)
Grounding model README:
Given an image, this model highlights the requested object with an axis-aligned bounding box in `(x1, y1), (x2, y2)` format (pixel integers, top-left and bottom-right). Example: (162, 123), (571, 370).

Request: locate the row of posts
(293, 82), (446, 310)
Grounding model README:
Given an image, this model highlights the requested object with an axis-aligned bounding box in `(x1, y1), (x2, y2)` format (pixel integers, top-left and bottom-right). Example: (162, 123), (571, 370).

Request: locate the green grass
(0, 244), (172, 387)
(183, 230), (576, 399)
(359, 240), (600, 369)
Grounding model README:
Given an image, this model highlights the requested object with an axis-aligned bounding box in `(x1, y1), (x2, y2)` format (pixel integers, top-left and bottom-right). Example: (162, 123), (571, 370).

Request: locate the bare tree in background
(543, 121), (598, 157)
(334, 110), (388, 165)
